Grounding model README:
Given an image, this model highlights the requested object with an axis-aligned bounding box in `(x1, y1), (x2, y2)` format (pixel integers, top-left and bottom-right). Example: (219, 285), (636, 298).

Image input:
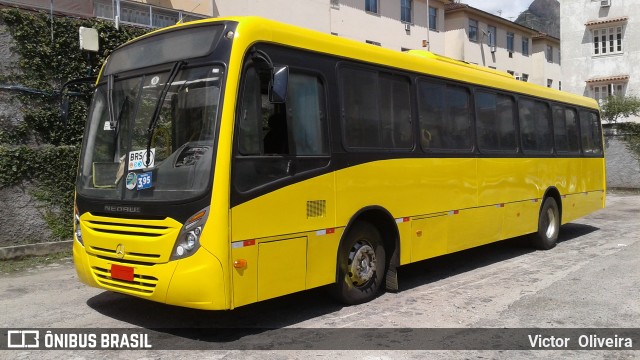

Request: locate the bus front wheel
(532, 197), (560, 250)
(334, 222), (386, 305)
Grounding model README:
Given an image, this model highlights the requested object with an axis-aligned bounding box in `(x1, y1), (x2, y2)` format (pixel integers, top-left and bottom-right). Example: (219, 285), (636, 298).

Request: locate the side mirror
(59, 76), (96, 122)
(269, 66), (289, 103)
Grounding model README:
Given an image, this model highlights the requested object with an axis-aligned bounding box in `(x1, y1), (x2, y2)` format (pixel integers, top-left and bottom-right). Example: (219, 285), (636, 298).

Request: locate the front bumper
(73, 239), (228, 310)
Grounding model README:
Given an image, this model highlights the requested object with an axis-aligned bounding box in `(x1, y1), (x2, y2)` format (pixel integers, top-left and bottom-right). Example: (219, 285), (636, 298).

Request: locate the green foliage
(600, 95), (640, 123)
(0, 9), (150, 240)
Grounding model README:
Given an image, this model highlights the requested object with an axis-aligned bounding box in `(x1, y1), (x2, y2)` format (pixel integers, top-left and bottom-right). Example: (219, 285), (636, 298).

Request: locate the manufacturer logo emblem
(115, 244), (125, 259)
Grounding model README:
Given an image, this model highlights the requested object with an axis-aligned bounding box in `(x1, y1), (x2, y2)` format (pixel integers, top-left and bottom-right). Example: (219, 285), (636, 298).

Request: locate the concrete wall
(604, 127), (640, 189)
(212, 0), (331, 32)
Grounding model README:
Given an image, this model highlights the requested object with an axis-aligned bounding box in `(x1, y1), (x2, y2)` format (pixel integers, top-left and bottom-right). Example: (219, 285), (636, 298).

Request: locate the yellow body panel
(411, 214), (448, 262)
(257, 237), (307, 301)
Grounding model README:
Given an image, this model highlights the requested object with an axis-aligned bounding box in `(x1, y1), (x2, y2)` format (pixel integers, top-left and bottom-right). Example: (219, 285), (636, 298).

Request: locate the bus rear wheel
(334, 222), (386, 305)
(532, 197), (560, 250)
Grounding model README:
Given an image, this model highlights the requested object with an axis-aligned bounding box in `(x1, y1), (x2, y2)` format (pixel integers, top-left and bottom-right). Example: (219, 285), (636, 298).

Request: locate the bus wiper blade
(144, 61), (185, 167)
(106, 74), (116, 129)
(112, 95), (129, 161)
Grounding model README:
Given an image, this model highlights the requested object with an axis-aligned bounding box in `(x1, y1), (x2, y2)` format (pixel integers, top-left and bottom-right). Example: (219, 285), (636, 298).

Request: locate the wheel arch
(543, 186), (563, 222)
(336, 206), (400, 284)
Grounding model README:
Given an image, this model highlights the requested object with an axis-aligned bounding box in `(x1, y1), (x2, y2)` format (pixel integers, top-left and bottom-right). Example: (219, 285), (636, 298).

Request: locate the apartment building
(443, 3), (561, 88)
(531, 33), (562, 89)
(561, 0), (638, 121)
(211, 0), (452, 54)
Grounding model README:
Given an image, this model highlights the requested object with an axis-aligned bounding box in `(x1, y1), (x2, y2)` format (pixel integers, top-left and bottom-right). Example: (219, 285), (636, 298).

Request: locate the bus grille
(82, 215), (181, 263)
(86, 220), (171, 237)
(91, 266), (158, 295)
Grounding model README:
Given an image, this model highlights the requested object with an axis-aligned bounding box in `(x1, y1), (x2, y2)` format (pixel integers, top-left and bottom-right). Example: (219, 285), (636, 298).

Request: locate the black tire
(532, 197), (560, 250)
(334, 222), (386, 305)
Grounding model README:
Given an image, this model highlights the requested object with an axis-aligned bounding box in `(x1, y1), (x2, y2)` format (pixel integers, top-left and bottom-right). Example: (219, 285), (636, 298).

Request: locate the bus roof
(131, 16), (599, 111)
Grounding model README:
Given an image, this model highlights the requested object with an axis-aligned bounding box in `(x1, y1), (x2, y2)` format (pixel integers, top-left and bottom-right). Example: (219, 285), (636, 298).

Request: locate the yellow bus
(73, 17), (605, 310)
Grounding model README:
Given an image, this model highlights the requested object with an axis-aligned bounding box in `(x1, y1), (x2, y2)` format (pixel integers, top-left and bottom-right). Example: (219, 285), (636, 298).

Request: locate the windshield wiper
(144, 61), (185, 167)
(112, 95), (129, 161)
(106, 74), (116, 129)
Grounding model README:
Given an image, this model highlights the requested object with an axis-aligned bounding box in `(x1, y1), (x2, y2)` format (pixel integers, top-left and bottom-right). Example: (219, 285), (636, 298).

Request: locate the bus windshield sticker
(128, 148), (155, 170)
(125, 172), (137, 190)
(136, 172), (152, 190)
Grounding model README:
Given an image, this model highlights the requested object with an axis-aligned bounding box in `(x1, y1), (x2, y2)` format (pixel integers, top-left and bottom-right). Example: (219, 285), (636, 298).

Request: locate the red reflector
(111, 264), (134, 282)
(243, 239), (256, 247)
(326, 228), (335, 234)
(403, 217), (409, 222)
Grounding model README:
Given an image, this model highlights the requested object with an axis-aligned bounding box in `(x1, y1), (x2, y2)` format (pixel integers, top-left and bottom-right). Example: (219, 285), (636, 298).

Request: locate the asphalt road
(0, 193), (638, 359)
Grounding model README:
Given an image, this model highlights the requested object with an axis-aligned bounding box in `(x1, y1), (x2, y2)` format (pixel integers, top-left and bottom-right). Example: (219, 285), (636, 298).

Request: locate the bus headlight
(74, 208), (84, 246)
(171, 207), (209, 260)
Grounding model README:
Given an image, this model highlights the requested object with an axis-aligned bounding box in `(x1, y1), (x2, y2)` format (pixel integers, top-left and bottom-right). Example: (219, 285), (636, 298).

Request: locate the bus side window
(579, 110), (603, 155)
(520, 98), (552, 154)
(417, 79), (473, 152)
(341, 68), (412, 150)
(553, 105), (581, 154)
(235, 63), (329, 192)
(476, 91), (517, 153)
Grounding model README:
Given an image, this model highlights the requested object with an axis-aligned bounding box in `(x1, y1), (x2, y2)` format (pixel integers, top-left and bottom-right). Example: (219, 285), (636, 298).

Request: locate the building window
(592, 26), (623, 56)
(547, 79), (553, 88)
(546, 45), (553, 62)
(94, 0), (204, 28)
(469, 19), (478, 42)
(365, 0), (378, 14)
(521, 73), (529, 82)
(366, 40), (381, 46)
(401, 0), (412, 23)
(507, 32), (514, 52)
(488, 25), (497, 48)
(559, 81), (562, 91)
(522, 37), (529, 56)
(592, 83), (625, 104)
(429, 7), (437, 31)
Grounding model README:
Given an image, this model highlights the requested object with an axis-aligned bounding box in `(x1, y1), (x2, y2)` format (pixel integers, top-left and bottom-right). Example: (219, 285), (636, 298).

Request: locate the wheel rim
(545, 207), (557, 239)
(347, 240), (377, 287)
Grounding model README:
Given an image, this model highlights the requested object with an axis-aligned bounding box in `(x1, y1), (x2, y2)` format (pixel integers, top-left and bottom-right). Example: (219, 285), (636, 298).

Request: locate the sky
(461, 0), (532, 21)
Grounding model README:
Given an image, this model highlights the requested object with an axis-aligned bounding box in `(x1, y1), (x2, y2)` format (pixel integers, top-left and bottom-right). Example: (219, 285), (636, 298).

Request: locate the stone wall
(0, 18), (54, 248)
(0, 186), (54, 247)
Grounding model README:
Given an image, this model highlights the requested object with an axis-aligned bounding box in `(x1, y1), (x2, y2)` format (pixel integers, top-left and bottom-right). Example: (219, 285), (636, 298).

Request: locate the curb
(0, 240), (73, 260)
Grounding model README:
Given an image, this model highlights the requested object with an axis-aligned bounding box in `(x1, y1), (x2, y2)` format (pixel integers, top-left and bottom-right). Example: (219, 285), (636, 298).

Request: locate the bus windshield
(77, 64), (223, 202)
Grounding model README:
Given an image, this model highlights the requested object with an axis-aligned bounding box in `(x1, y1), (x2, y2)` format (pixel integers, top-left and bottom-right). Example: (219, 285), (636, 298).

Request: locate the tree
(600, 95), (640, 123)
